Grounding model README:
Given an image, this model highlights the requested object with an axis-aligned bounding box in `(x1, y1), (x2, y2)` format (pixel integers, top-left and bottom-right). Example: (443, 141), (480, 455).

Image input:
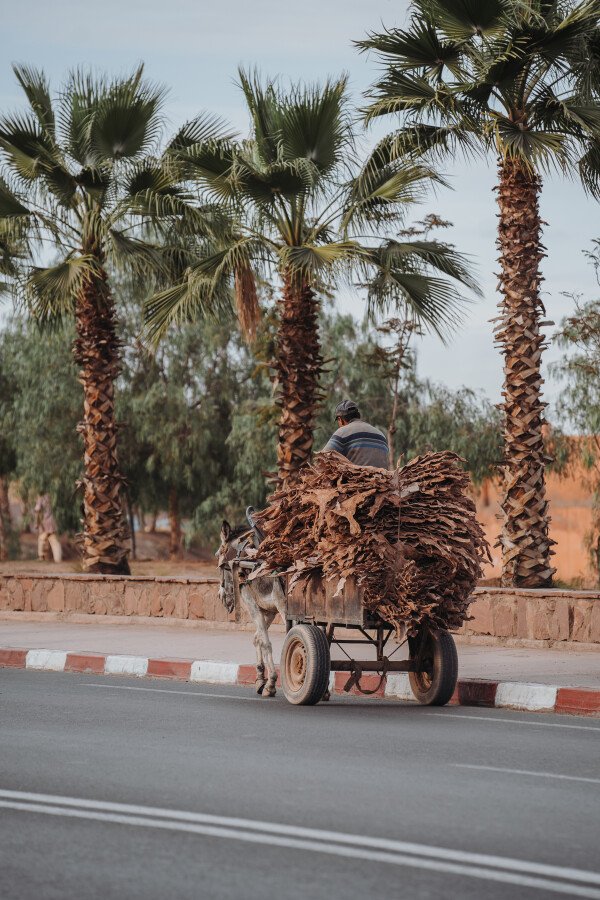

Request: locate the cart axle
(330, 659), (416, 673)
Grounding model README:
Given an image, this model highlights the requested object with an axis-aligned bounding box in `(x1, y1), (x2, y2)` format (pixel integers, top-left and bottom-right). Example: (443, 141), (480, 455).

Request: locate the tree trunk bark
(168, 488), (183, 560)
(387, 372), (401, 470)
(74, 260), (131, 575)
(0, 475), (10, 561)
(494, 158), (555, 587)
(274, 274), (323, 485)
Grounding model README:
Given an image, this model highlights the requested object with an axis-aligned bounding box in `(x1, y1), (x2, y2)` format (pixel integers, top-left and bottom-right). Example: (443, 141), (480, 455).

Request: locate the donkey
(216, 519), (287, 698)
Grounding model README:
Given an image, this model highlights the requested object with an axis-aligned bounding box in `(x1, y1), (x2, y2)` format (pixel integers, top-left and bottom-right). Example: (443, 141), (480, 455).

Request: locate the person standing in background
(34, 493), (62, 563)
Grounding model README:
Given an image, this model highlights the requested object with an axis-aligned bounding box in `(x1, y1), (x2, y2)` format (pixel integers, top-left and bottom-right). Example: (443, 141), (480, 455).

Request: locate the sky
(2, 0), (599, 415)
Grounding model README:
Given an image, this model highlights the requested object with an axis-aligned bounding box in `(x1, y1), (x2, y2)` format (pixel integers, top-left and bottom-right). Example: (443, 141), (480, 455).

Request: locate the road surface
(1, 669), (599, 899)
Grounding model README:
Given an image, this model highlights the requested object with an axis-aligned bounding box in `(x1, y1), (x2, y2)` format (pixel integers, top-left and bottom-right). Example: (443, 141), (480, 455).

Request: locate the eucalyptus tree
(0, 64), (213, 573)
(359, 0), (600, 587)
(145, 71), (479, 484)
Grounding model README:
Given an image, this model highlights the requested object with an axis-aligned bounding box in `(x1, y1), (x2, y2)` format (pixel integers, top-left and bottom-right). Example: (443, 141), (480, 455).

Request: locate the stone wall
(1, 574), (598, 647)
(458, 587), (600, 647)
(0, 573), (233, 623)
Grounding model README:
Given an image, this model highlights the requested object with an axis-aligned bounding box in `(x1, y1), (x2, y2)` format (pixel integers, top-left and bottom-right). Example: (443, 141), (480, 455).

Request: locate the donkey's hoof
(321, 689), (331, 702)
(255, 679), (267, 695)
(263, 684), (277, 698)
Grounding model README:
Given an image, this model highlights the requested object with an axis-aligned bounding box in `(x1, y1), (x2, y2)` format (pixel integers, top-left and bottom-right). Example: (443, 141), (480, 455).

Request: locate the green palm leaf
(12, 65), (55, 136)
(25, 256), (100, 322)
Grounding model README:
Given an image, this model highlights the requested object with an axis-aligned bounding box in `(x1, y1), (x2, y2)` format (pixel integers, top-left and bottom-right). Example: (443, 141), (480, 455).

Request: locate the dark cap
(334, 399), (360, 421)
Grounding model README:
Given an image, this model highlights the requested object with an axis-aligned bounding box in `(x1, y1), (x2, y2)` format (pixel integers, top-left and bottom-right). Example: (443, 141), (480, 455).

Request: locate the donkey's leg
(242, 588), (273, 696)
(253, 631), (267, 695)
(260, 610), (279, 697)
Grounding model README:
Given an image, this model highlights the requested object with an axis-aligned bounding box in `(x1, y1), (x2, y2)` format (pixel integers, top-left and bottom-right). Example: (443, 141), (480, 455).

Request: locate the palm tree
(0, 65), (206, 573)
(358, 0), (600, 587)
(145, 71), (479, 484)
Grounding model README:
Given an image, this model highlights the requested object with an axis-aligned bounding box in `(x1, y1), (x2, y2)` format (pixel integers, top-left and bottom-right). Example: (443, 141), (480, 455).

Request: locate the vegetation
(0, 302), (501, 557)
(552, 286), (600, 582)
(0, 65), (216, 573)
(145, 70), (479, 484)
(359, 0), (600, 586)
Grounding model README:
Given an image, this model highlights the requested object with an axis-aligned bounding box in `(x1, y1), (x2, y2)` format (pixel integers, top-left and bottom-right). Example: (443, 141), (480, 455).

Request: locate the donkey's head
(216, 520), (248, 613)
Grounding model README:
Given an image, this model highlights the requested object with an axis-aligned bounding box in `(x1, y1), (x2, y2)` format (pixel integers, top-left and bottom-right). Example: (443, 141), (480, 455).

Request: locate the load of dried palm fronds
(251, 450), (490, 637)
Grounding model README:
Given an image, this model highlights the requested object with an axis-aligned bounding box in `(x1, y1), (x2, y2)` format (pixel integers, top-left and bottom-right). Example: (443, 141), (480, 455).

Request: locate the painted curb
(2, 647), (600, 718)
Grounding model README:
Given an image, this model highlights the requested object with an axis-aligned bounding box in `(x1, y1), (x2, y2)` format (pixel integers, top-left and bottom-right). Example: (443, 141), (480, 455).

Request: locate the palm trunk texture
(275, 275), (323, 485)
(494, 159), (555, 587)
(74, 261), (131, 575)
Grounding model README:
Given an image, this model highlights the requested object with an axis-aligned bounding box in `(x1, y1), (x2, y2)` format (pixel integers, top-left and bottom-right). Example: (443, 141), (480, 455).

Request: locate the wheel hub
(286, 639), (307, 691)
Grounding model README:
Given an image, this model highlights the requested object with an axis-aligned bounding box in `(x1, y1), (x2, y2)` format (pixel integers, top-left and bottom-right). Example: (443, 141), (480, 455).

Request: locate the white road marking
(455, 764), (600, 785)
(495, 681), (558, 711)
(83, 683), (261, 701)
(1, 789), (600, 897)
(426, 712), (600, 732)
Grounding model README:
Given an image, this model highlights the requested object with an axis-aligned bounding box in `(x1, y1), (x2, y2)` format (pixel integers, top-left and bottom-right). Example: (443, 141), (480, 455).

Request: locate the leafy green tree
(407, 384), (502, 485)
(145, 70), (479, 484)
(552, 293), (600, 581)
(0, 317), (81, 538)
(0, 64), (215, 573)
(359, 0), (600, 586)
(315, 310), (501, 482)
(117, 302), (251, 557)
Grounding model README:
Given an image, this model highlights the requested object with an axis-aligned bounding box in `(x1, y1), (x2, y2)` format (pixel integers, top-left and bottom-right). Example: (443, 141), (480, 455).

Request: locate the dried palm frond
(252, 450), (490, 637)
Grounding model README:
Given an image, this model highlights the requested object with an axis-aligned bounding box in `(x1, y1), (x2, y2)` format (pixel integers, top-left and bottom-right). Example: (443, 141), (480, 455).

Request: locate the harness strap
(231, 561), (243, 620)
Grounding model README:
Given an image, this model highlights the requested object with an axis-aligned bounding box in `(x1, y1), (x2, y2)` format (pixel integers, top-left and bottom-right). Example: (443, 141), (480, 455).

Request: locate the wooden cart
(280, 572), (458, 707)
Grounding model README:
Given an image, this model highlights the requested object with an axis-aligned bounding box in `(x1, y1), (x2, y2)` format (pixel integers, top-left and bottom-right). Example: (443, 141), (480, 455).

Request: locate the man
(34, 493), (62, 563)
(322, 400), (389, 469)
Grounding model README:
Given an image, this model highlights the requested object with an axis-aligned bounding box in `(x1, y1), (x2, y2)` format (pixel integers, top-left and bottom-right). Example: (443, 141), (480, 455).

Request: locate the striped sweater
(322, 419), (389, 469)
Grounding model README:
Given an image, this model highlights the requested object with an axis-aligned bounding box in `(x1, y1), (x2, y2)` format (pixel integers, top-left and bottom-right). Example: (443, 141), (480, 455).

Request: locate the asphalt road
(1, 670), (599, 900)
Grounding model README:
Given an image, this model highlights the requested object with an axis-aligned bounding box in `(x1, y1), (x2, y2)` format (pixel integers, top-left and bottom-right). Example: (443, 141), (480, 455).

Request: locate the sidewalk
(2, 613), (600, 716)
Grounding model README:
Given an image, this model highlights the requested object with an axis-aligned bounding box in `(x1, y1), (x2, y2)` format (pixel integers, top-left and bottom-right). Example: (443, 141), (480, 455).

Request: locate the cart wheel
(409, 628), (458, 706)
(281, 624), (330, 706)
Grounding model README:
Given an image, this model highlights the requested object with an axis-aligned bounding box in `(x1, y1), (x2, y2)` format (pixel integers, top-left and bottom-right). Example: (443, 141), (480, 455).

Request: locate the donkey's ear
(221, 520), (231, 541)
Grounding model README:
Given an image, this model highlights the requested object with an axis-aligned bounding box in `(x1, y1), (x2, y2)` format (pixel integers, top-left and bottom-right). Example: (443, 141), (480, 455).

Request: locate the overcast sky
(2, 0), (599, 413)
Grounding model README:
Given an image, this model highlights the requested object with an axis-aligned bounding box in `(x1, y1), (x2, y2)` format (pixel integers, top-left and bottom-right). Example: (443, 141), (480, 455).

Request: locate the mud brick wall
(0, 573), (236, 623)
(460, 587), (600, 647)
(0, 575), (598, 647)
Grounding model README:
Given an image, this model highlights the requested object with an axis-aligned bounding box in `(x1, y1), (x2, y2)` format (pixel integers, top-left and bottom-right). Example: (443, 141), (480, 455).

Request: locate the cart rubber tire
(409, 628), (458, 706)
(281, 624), (330, 706)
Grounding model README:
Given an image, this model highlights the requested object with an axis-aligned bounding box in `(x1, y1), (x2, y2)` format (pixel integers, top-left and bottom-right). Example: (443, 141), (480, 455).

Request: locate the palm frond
(0, 175), (31, 216)
(578, 136), (600, 196)
(382, 239), (481, 296)
(167, 112), (237, 153)
(422, 0), (508, 42)
(342, 159), (439, 230)
(279, 75), (352, 174)
(90, 69), (167, 161)
(107, 228), (169, 278)
(143, 264), (232, 346)
(357, 22), (462, 78)
(25, 254), (100, 322)
(237, 69), (281, 166)
(12, 64), (55, 136)
(495, 115), (572, 169)
(364, 267), (468, 343)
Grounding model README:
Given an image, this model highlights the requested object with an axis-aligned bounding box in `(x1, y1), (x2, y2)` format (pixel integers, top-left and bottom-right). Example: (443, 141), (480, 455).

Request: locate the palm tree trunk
(74, 262), (131, 575)
(168, 487), (183, 560)
(275, 274), (323, 484)
(494, 158), (555, 587)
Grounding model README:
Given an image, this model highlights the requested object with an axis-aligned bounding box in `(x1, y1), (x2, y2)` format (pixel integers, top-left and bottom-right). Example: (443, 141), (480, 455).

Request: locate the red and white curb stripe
(1, 648), (599, 718)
